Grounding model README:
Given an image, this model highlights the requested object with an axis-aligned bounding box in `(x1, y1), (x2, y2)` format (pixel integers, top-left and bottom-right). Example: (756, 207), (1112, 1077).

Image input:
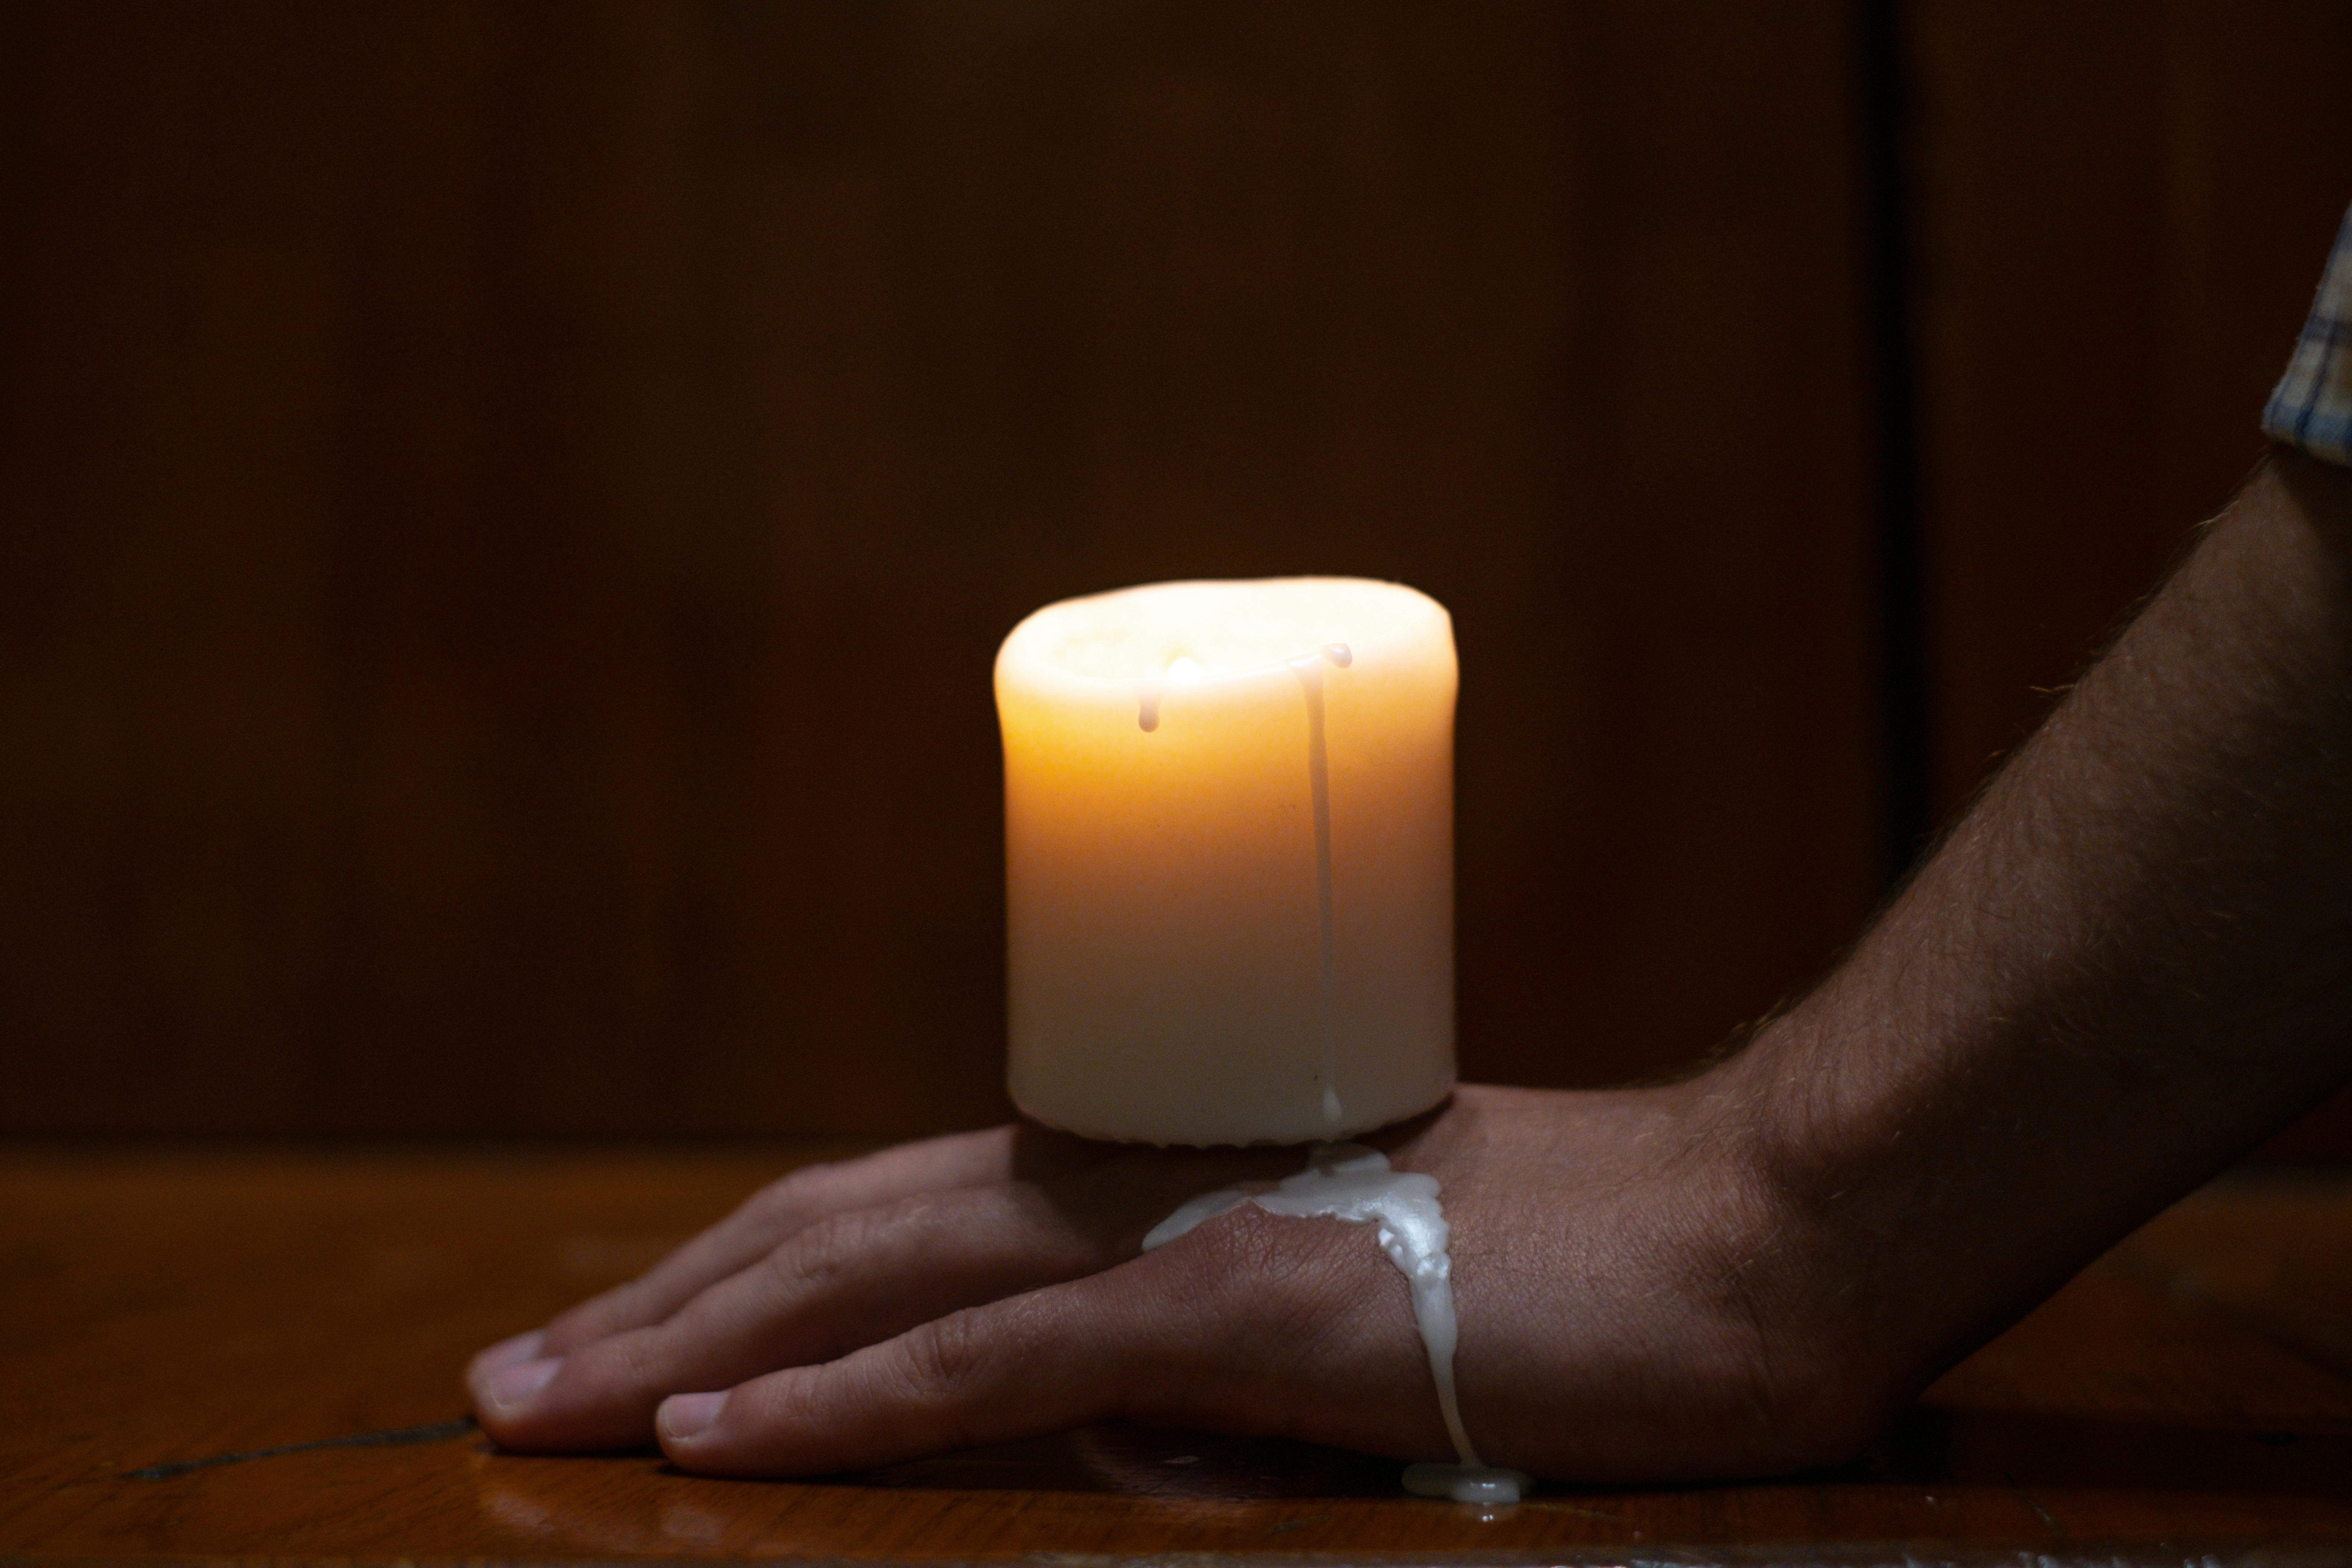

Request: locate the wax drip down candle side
(1288, 642), (1352, 1128)
(1135, 641), (1355, 1126)
(1144, 1142), (1530, 1505)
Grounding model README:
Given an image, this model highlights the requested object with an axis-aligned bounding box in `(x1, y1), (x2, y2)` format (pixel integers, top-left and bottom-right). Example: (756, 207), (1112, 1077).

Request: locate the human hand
(470, 456), (2352, 1485)
(465, 1078), (1893, 1482)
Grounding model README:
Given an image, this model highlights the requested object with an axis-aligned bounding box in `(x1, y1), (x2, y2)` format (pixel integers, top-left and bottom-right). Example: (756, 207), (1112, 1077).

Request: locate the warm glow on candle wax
(995, 578), (1457, 1146)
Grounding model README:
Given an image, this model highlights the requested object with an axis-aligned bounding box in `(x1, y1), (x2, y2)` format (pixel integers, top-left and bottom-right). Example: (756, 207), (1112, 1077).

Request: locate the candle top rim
(998, 576), (1448, 688)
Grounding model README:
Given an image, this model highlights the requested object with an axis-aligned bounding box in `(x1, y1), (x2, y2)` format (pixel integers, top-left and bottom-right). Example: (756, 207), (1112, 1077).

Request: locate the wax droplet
(1403, 1463), (1531, 1505)
(1322, 642), (1353, 668)
(1136, 682), (1164, 732)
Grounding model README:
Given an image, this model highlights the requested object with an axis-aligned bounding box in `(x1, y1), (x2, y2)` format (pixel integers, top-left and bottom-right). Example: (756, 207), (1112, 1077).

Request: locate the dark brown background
(1, 0), (2347, 1143)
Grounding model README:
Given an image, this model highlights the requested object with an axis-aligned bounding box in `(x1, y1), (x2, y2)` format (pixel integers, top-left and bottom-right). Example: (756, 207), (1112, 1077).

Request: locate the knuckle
(899, 1310), (992, 1400)
(764, 1206), (883, 1295)
(765, 1189), (949, 1295)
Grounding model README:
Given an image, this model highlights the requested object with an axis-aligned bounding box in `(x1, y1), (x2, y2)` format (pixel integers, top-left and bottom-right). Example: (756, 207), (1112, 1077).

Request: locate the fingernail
(470, 1330), (546, 1380)
(482, 1357), (561, 1412)
(659, 1390), (727, 1441)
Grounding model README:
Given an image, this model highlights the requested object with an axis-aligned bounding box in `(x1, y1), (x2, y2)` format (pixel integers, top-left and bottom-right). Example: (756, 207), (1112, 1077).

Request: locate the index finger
(508, 1127), (1031, 1365)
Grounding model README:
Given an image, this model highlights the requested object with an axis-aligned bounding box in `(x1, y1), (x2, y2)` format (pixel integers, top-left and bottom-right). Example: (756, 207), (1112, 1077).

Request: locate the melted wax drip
(1289, 644), (1352, 1126)
(1142, 1143), (1530, 1505)
(1133, 642), (1357, 1129)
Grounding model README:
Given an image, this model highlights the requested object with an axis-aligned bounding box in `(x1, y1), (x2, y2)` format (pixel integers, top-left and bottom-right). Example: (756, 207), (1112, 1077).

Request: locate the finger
(475, 1181), (1124, 1452)
(507, 1127), (1026, 1369)
(654, 1207), (1442, 1477)
(492, 1127), (1284, 1380)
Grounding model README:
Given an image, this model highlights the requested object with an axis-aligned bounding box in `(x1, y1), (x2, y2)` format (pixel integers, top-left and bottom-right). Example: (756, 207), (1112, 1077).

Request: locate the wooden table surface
(3, 1144), (2349, 1565)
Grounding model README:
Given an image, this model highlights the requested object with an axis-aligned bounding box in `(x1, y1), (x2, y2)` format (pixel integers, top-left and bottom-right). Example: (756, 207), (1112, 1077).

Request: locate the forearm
(1734, 449), (2352, 1399)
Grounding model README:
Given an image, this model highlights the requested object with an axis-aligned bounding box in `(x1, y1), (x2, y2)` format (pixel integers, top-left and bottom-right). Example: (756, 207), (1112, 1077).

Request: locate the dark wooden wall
(1906, 0), (2352, 1158)
(0, 0), (2344, 1142)
(1912, 0), (2352, 813)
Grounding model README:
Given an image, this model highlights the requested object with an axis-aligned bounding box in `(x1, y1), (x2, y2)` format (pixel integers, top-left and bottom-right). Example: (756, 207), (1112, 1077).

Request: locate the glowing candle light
(994, 577), (1457, 1145)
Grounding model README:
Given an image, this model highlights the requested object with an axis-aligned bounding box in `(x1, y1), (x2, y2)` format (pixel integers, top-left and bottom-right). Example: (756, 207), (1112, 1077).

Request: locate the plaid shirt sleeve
(2262, 203), (2352, 466)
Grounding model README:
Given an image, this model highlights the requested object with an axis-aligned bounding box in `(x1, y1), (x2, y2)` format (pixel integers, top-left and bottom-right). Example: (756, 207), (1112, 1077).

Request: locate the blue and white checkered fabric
(2263, 203), (2352, 466)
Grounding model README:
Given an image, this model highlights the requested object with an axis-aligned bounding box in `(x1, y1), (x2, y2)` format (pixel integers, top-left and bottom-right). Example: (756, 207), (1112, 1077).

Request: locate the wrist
(1692, 1012), (1957, 1450)
(1583, 1040), (1902, 1471)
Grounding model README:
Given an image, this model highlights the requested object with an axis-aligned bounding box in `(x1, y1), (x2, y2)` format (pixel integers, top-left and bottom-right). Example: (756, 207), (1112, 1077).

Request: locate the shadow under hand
(850, 1421), (1407, 1499)
(473, 1424), (1412, 1559)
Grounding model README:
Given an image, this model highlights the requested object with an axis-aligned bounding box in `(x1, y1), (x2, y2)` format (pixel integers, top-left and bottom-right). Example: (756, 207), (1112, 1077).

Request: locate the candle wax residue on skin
(1142, 1142), (1530, 1505)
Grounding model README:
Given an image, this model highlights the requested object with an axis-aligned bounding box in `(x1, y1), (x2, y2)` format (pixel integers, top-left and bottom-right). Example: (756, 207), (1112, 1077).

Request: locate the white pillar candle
(995, 577), (1457, 1145)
